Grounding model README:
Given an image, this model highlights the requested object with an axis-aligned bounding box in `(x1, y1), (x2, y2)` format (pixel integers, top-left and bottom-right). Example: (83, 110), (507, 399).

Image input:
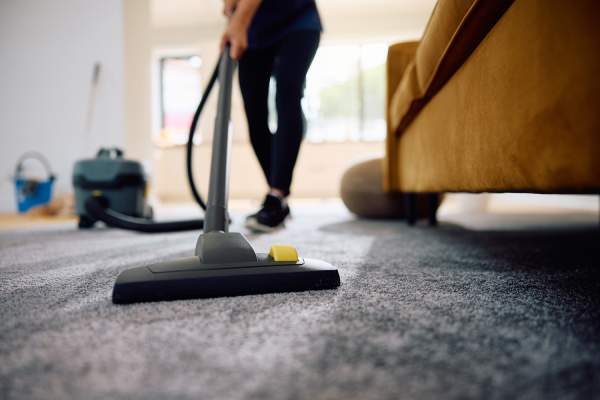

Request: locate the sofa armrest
(384, 41), (419, 191)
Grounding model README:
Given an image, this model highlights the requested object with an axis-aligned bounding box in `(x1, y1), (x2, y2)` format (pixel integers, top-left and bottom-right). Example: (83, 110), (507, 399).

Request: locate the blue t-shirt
(248, 0), (322, 49)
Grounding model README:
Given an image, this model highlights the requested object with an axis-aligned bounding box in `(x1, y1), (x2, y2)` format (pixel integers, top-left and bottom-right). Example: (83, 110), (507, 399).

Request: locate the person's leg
(271, 30), (321, 196)
(238, 46), (276, 185)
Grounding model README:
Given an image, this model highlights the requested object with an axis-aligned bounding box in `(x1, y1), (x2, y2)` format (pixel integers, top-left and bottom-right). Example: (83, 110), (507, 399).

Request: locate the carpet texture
(1, 207), (599, 400)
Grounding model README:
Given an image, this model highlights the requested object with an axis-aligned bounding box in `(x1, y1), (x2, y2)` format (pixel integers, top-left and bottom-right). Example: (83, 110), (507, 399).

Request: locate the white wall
(0, 0), (124, 212)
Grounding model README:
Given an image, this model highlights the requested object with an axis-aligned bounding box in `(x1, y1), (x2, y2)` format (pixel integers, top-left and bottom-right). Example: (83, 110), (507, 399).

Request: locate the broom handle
(204, 47), (237, 233)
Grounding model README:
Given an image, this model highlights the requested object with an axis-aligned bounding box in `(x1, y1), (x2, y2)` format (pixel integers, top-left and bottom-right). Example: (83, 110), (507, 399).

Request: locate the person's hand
(222, 0), (238, 17)
(220, 0), (260, 59)
(221, 19), (248, 60)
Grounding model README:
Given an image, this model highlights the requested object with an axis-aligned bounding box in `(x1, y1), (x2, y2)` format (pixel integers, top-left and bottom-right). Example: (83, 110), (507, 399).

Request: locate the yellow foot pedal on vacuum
(269, 245), (299, 262)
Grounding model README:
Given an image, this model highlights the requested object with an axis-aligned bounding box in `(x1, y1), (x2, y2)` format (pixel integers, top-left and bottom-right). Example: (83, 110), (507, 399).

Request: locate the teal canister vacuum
(111, 47), (340, 304)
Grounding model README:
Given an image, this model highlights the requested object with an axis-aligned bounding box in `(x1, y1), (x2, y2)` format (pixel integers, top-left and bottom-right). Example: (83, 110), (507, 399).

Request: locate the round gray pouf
(340, 157), (406, 219)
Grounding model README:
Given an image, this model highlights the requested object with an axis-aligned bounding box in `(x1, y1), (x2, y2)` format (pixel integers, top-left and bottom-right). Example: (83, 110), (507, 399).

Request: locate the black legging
(239, 30), (320, 196)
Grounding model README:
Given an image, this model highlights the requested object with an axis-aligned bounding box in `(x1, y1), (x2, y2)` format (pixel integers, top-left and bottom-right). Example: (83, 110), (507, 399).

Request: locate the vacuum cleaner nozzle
(113, 255), (339, 304)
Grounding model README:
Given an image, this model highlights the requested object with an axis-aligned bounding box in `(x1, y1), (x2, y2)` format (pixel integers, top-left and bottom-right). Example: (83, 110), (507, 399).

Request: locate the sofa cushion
(415, 0), (477, 91)
(390, 0), (514, 134)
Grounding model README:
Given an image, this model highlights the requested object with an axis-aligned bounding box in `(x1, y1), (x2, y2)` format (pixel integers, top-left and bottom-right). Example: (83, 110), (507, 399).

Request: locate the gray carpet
(1, 207), (600, 400)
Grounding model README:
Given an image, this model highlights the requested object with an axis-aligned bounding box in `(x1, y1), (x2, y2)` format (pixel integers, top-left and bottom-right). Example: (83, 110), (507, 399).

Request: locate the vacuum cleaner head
(113, 254), (340, 304)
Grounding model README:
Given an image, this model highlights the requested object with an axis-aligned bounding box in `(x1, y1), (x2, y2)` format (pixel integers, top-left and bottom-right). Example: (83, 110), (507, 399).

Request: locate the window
(158, 55), (203, 145)
(303, 43), (388, 142)
(156, 44), (389, 146)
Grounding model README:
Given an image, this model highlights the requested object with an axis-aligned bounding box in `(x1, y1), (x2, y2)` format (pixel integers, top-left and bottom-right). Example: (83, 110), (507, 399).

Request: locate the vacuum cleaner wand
(112, 48), (340, 304)
(204, 49), (235, 233)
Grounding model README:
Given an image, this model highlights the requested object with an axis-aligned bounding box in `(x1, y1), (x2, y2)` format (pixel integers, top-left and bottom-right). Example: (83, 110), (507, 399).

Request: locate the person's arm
(221, 0), (262, 60)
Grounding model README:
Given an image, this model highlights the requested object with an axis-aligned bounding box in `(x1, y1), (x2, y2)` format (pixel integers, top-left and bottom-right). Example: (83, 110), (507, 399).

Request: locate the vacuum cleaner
(109, 47), (340, 303)
(71, 61), (220, 232)
(73, 147), (206, 232)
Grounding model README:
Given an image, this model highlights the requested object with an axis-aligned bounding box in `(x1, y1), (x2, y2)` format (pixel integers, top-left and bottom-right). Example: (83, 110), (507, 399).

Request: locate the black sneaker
(245, 194), (290, 232)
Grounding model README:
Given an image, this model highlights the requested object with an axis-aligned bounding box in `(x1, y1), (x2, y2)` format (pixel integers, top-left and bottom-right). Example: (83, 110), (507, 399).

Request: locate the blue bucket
(14, 152), (56, 214)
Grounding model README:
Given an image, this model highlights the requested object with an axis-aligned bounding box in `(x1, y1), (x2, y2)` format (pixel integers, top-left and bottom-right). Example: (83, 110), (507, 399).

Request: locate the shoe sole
(244, 217), (287, 233)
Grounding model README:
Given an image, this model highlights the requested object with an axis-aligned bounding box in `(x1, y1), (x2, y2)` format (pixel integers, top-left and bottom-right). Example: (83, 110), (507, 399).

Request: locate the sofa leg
(427, 193), (439, 226)
(405, 193), (417, 226)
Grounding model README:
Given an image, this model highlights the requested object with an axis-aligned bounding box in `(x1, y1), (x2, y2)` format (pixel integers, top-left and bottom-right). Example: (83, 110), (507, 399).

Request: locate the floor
(1, 201), (599, 400)
(0, 213), (76, 230)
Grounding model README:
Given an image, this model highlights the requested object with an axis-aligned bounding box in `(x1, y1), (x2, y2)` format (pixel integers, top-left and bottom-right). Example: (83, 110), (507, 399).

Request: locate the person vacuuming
(221, 0), (322, 232)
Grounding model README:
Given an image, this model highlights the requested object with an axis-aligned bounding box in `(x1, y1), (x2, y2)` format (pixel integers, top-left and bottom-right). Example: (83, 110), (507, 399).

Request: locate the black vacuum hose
(186, 58), (221, 211)
(85, 196), (204, 233)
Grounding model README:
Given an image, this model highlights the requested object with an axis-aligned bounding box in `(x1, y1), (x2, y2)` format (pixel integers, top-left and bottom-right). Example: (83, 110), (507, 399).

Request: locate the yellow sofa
(342, 0), (600, 223)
